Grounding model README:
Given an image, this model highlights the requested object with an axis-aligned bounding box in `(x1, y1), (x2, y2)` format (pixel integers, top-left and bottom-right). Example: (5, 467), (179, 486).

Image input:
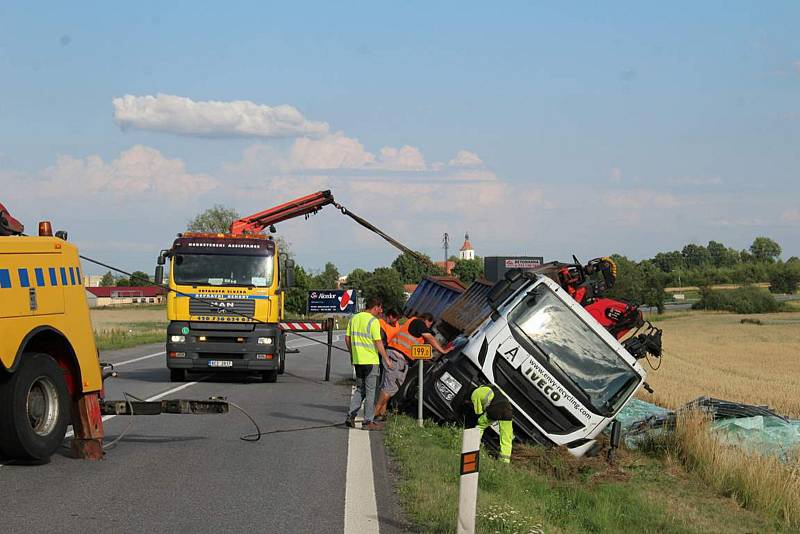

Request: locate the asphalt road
(0, 333), (408, 534)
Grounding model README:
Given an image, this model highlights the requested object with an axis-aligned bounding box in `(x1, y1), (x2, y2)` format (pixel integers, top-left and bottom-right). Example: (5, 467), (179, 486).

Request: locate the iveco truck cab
(422, 271), (647, 457)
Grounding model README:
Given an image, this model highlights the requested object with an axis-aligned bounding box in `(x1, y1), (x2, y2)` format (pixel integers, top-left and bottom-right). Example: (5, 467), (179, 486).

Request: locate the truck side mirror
(157, 250), (168, 266)
(284, 259), (295, 288)
(154, 265), (164, 286)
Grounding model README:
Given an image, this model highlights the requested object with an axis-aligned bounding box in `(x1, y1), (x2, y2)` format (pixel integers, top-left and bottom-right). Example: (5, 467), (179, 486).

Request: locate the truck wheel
(0, 352), (70, 462)
(262, 370), (278, 383)
(278, 351), (286, 375)
(169, 369), (186, 382)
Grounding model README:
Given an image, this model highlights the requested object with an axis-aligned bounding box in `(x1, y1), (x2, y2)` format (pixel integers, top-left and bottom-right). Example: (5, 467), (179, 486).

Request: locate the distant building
(85, 286), (166, 308)
(434, 260), (455, 275)
(459, 233), (475, 261)
(83, 275), (104, 287)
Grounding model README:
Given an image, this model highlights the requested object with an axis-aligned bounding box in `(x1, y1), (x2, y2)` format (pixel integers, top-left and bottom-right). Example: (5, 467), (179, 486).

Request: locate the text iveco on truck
(411, 262), (662, 457)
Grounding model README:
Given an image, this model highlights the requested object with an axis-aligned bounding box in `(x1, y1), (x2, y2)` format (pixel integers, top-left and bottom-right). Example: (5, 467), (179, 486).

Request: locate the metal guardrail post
(325, 317), (333, 382)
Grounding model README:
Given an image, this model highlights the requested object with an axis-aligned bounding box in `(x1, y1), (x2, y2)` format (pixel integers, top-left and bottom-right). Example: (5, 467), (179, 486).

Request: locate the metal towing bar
(99, 398), (230, 416)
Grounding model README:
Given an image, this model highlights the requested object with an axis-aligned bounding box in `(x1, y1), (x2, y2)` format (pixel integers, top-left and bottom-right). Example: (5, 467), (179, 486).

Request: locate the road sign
(307, 289), (357, 314)
(410, 344), (432, 360)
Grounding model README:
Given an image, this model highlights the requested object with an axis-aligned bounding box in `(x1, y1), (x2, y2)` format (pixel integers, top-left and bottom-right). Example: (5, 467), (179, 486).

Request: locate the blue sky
(2, 2), (798, 275)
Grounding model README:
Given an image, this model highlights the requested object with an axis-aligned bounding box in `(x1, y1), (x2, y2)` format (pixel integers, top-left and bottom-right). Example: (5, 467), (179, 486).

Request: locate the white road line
(111, 351), (166, 367)
(344, 391), (380, 534)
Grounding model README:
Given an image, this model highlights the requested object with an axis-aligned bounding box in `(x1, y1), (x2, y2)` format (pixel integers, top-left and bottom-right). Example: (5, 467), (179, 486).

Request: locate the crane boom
(0, 202), (24, 236)
(230, 190), (433, 266)
(229, 190), (335, 235)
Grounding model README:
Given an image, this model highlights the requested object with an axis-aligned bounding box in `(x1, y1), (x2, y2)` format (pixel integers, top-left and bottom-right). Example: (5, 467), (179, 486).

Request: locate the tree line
(119, 206), (794, 316)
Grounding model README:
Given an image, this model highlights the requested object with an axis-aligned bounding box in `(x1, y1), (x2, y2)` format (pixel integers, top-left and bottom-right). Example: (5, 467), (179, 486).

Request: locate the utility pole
(443, 232), (450, 267)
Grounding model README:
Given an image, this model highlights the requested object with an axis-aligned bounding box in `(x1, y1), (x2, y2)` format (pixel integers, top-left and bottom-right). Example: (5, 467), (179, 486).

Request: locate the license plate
(208, 360), (233, 368)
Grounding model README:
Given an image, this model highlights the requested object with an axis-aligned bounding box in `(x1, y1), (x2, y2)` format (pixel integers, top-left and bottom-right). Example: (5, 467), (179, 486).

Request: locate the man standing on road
(345, 296), (391, 431)
(373, 312), (450, 421)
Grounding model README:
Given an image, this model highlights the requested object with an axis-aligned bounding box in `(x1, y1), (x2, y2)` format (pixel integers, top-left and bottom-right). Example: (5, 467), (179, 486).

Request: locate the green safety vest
(347, 312), (381, 365)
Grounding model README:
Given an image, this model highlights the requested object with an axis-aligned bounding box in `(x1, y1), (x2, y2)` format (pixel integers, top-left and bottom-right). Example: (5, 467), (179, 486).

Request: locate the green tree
(391, 252), (443, 284)
(285, 265), (311, 315)
(116, 277), (130, 286)
(452, 258), (484, 286)
(681, 244), (711, 268)
(362, 267), (405, 311)
(606, 255), (667, 312)
(311, 262), (340, 290)
(344, 268), (371, 295)
(750, 237), (781, 263)
(129, 270), (151, 286)
(652, 251), (683, 273)
(100, 271), (115, 287)
(187, 205), (240, 233)
(769, 262), (800, 294)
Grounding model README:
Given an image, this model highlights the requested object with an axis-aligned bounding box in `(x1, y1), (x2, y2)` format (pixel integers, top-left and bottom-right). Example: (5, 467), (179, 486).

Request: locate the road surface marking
(112, 351), (166, 367)
(344, 390), (380, 534)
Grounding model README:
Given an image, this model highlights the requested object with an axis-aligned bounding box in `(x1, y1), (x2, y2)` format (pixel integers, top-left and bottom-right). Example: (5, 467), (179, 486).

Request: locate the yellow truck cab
(157, 232), (294, 383)
(0, 217), (104, 461)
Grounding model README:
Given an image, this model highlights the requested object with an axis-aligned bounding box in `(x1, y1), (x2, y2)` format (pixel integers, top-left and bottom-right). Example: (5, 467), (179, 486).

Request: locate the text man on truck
(158, 232), (293, 383)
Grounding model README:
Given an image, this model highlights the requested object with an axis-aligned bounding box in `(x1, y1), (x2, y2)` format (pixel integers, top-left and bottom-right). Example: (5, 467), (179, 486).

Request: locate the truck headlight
(435, 380), (455, 402)
(258, 337), (274, 345)
(170, 335), (186, 343)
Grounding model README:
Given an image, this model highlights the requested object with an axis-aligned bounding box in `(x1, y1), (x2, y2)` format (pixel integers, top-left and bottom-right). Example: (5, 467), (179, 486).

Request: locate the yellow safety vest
(471, 385), (495, 415)
(347, 311), (381, 365)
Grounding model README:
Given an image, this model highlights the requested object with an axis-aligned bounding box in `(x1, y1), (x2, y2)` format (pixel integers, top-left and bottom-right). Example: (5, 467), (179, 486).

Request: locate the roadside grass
(638, 412), (800, 529)
(94, 321), (166, 351)
(385, 415), (775, 533)
(90, 307), (167, 350)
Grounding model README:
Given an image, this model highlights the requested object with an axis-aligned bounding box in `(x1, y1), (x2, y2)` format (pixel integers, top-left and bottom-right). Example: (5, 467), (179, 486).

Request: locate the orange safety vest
(379, 318), (400, 342)
(389, 317), (425, 358)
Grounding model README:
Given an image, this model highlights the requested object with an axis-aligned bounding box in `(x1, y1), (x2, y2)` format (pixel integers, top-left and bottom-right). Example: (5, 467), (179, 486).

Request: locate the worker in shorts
(470, 385), (514, 463)
(375, 308), (401, 404)
(373, 312), (450, 421)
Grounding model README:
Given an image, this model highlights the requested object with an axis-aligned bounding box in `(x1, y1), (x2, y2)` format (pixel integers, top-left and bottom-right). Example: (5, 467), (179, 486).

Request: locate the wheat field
(640, 309), (800, 418)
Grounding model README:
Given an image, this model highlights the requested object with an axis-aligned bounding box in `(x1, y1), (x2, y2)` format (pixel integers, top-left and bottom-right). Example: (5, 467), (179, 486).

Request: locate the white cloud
(668, 175), (723, 186)
(8, 145), (217, 202)
(781, 209), (800, 224)
(602, 189), (682, 210)
(377, 146), (427, 170)
(448, 150), (483, 167)
(112, 94), (329, 139)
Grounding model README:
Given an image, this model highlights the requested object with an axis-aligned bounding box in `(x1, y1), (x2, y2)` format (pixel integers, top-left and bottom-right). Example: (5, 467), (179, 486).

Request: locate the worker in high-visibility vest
(471, 385), (514, 463)
(373, 312), (450, 421)
(345, 296), (390, 431)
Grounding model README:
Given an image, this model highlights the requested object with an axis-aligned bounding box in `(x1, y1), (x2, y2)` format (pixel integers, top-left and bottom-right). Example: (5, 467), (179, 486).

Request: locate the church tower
(459, 232), (475, 261)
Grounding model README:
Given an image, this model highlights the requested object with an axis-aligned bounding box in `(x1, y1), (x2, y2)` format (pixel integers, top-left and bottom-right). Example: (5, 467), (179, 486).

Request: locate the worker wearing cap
(345, 296), (390, 431)
(471, 385), (514, 463)
(373, 312), (450, 421)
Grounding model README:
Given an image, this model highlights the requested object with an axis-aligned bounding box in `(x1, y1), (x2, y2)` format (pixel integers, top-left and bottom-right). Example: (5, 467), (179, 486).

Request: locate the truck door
(0, 240), (65, 319)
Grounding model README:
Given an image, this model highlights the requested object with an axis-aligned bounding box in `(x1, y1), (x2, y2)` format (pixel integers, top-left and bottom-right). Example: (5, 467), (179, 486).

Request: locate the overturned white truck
(398, 263), (662, 457)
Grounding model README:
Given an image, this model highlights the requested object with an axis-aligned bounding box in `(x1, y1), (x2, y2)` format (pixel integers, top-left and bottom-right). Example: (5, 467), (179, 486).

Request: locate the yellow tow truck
(0, 203), (105, 461)
(0, 203), (228, 462)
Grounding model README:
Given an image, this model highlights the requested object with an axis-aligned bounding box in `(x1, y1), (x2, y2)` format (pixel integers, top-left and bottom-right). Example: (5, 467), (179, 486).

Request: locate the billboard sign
(307, 289), (357, 314)
(484, 256), (545, 282)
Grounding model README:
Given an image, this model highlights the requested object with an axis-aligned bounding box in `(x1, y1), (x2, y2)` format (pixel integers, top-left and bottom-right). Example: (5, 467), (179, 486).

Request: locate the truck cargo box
(403, 276), (465, 321)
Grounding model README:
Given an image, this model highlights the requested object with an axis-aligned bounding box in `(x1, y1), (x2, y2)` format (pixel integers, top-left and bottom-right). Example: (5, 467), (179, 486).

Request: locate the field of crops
(643, 309), (800, 418)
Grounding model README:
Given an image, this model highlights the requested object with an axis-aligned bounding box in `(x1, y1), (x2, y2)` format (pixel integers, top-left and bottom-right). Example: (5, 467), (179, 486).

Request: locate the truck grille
(492, 355), (583, 435)
(189, 299), (256, 318)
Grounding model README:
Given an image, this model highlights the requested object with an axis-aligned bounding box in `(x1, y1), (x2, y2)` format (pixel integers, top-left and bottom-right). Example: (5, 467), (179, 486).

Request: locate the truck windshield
(508, 286), (640, 415)
(173, 254), (274, 287)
